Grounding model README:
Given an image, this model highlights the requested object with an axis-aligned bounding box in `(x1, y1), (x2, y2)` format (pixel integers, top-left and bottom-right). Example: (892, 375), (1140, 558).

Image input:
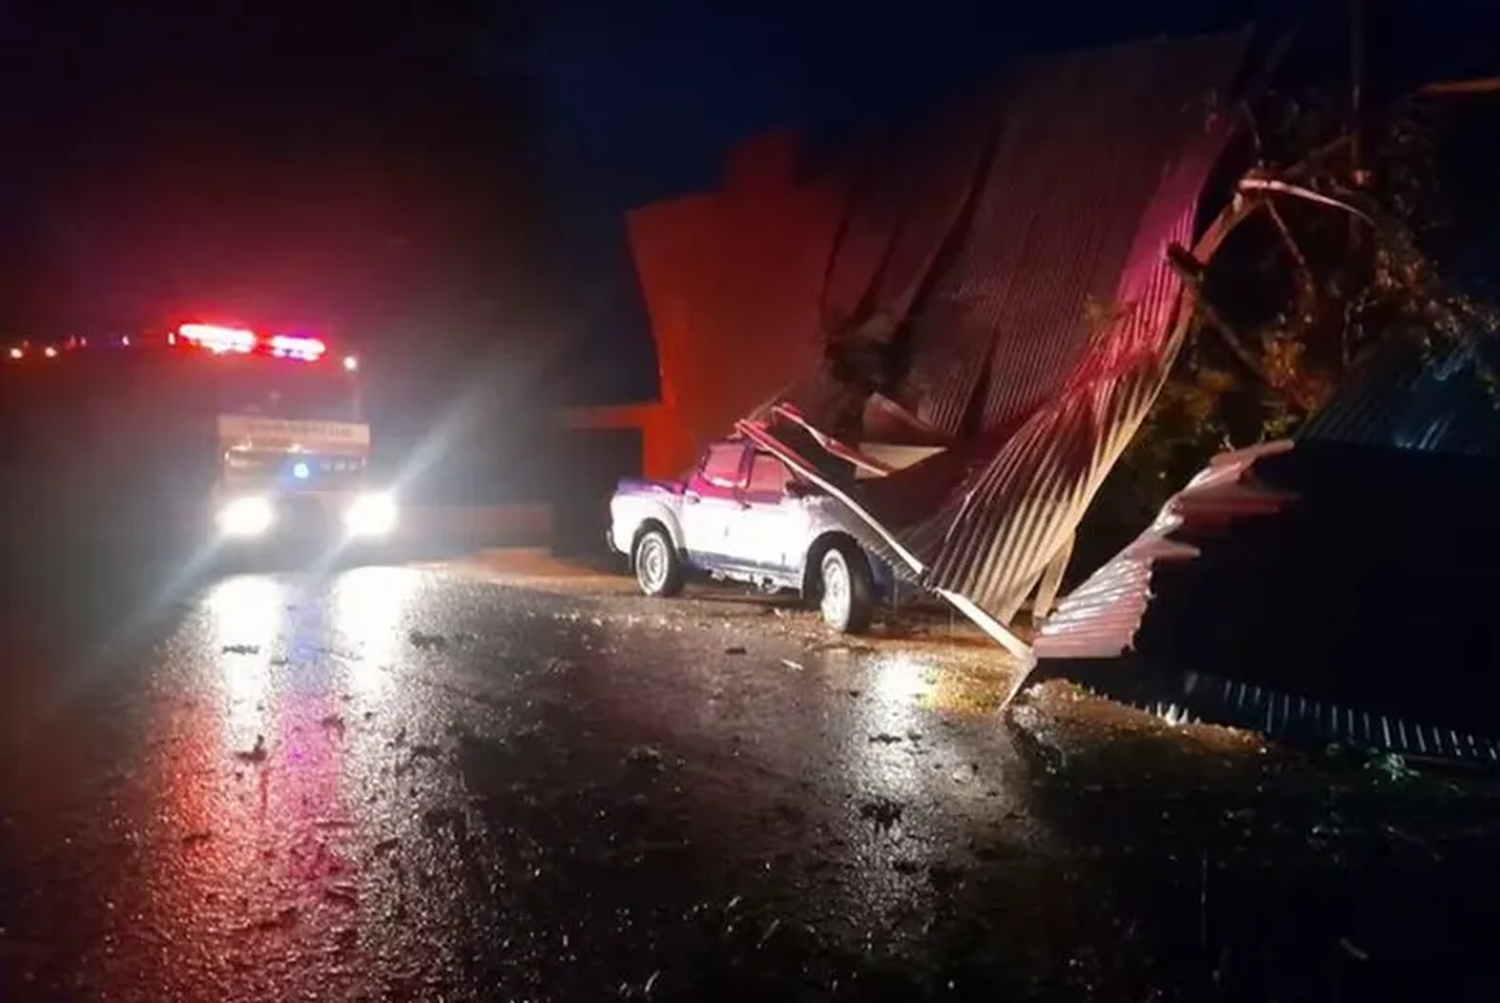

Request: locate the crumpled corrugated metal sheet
(904, 41), (1232, 441)
(1035, 439), (1298, 660)
(779, 32), (1252, 627)
(1031, 334), (1500, 761)
(898, 154), (1212, 621)
(1038, 331), (1500, 664)
(629, 31), (1253, 650)
(1034, 439), (1500, 762)
(1032, 440), (1302, 659)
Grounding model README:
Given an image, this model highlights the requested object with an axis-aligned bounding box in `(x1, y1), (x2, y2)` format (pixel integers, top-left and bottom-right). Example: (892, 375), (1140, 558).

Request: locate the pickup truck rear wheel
(818, 543), (874, 634)
(634, 527), (684, 598)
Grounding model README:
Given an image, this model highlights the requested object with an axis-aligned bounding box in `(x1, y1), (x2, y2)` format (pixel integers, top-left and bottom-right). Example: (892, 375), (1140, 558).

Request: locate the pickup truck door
(727, 451), (807, 577)
(679, 443), (748, 567)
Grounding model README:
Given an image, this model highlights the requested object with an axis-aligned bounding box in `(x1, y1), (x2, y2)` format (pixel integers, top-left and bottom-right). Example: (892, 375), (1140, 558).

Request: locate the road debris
(324, 884), (359, 907)
(234, 734), (268, 764)
(251, 906), (299, 933)
(858, 797), (905, 831)
(627, 746), (664, 771)
(408, 629), (449, 650)
(1340, 937), (1370, 962)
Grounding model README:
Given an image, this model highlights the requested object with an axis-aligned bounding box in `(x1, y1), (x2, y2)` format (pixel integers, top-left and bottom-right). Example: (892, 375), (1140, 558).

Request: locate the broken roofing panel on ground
(1033, 333), (1500, 763)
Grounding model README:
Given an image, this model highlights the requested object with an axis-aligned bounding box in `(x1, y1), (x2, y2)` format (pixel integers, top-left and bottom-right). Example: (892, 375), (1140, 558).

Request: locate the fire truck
(0, 322), (399, 549)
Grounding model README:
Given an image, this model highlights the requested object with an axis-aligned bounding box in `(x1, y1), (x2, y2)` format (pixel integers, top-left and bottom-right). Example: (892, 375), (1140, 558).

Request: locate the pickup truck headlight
(344, 492), (398, 537)
(217, 496), (275, 538)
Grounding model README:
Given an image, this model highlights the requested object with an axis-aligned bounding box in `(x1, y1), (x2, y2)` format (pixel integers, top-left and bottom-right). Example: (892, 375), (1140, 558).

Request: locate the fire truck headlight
(344, 492), (398, 537)
(217, 496), (275, 537)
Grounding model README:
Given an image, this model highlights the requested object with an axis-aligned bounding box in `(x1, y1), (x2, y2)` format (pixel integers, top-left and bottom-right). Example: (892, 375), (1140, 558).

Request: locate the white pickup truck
(607, 438), (896, 633)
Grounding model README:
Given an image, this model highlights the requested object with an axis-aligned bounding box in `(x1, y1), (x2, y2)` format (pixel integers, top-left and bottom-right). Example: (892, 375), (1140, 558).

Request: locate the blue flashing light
(292, 461), (311, 481)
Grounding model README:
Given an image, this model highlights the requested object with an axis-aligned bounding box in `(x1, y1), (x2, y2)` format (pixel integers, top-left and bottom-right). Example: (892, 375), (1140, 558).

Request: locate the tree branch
(1239, 176), (1376, 223)
(1264, 199), (1318, 337)
(1419, 76), (1500, 97)
(1281, 131), (1353, 181)
(1264, 200), (1311, 280)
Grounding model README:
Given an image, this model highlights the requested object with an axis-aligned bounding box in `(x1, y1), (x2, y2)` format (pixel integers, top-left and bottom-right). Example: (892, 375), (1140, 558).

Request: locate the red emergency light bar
(268, 333), (326, 360)
(177, 324), (327, 362)
(5, 326), (352, 367)
(179, 323), (256, 353)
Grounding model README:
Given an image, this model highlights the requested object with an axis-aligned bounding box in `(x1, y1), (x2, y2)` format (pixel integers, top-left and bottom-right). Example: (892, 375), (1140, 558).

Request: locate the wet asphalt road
(4, 552), (1500, 1001)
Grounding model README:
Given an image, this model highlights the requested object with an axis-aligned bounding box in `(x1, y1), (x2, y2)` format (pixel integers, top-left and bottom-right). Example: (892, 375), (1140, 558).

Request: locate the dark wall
(545, 428), (642, 557)
(0, 350), (227, 573)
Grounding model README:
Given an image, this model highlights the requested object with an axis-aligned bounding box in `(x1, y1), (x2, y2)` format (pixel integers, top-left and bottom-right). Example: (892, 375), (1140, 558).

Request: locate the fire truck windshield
(215, 359), (361, 423)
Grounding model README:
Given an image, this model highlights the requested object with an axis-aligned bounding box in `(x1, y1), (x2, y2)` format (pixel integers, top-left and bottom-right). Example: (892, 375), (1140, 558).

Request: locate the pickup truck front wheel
(633, 526), (684, 598)
(818, 543), (874, 634)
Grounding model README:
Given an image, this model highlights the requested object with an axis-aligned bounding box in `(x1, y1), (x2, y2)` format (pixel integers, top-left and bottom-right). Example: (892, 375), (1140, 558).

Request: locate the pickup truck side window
(746, 452), (792, 498)
(698, 443), (747, 489)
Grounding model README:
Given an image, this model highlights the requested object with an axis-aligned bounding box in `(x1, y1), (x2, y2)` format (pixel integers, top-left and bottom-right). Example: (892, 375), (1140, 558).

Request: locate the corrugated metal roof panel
(775, 31), (1254, 622)
(628, 30), (1253, 642)
(1299, 335), (1500, 458)
(1034, 440), (1297, 659)
(893, 33), (1247, 617)
(1033, 436), (1500, 762)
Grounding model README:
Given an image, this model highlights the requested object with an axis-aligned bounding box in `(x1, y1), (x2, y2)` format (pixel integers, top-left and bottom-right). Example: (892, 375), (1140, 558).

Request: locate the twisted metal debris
(715, 33), (1254, 658)
(1034, 333), (1500, 762)
(627, 32), (1500, 764)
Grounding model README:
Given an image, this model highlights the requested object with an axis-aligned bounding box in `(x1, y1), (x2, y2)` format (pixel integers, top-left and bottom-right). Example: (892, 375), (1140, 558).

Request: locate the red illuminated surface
(127, 580), (373, 996)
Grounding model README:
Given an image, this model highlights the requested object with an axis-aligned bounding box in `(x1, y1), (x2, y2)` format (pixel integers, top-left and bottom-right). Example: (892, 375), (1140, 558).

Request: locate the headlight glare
(217, 496), (275, 537)
(344, 492), (398, 537)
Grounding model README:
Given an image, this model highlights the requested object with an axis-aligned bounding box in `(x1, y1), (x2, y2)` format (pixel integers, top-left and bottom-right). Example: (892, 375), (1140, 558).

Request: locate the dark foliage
(1093, 86), (1499, 531)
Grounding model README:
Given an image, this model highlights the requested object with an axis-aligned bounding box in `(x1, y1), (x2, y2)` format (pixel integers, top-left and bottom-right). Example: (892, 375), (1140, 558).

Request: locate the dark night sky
(1, 1), (1498, 402)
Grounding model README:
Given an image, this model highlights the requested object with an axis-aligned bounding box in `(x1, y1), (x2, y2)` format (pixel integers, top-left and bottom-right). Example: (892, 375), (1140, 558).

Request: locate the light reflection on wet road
(6, 559), (1500, 1001)
(0, 563), (1055, 1001)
